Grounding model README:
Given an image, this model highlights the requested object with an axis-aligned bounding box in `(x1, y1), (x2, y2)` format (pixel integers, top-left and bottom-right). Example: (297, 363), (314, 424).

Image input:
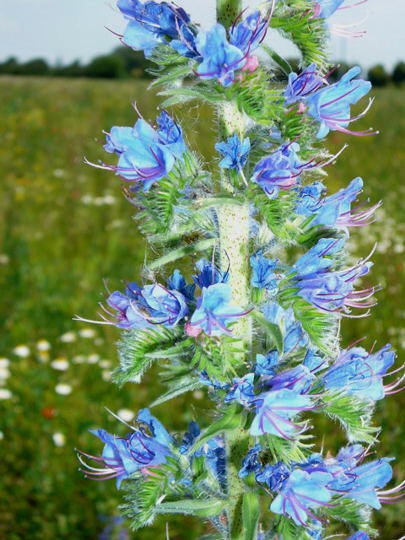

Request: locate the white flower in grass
(37, 339), (51, 351)
(0, 431), (3, 440)
(94, 338), (104, 346)
(0, 358), (10, 368)
(60, 331), (76, 343)
(72, 355), (85, 364)
(0, 367), (10, 380)
(87, 354), (100, 364)
(99, 360), (112, 369)
(52, 432), (66, 447)
(37, 351), (50, 363)
(13, 345), (30, 358)
(102, 370), (111, 382)
(55, 383), (72, 395)
(0, 389), (12, 400)
(51, 358), (69, 371)
(117, 409), (135, 423)
(78, 328), (96, 339)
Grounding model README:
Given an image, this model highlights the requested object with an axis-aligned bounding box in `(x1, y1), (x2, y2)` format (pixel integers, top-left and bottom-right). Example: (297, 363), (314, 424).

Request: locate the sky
(1, 0), (404, 70)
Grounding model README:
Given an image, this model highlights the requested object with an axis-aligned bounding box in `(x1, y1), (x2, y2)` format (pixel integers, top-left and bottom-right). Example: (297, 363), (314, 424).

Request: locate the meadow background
(0, 76), (403, 539)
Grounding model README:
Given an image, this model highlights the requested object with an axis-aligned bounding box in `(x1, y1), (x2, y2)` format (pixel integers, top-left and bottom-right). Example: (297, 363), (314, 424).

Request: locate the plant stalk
(216, 1), (254, 538)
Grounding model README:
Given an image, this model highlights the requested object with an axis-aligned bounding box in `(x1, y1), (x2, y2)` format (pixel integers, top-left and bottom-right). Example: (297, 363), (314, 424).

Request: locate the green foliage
(84, 54), (126, 79)
(271, 515), (309, 540)
(252, 311), (284, 354)
(271, 1), (329, 70)
(323, 394), (379, 444)
(242, 492), (260, 540)
(121, 469), (169, 530)
(150, 374), (204, 408)
(320, 499), (376, 536)
(264, 433), (312, 465)
(114, 326), (184, 385)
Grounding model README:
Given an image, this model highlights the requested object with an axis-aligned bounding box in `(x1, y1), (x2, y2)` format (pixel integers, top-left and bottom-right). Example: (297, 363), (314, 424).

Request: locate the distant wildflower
(270, 469), (333, 525)
(60, 331), (77, 343)
(79, 409), (173, 487)
(284, 64), (327, 105)
(196, 24), (246, 87)
(117, 409), (135, 423)
(36, 339), (51, 351)
(87, 354), (100, 364)
(306, 67), (374, 138)
(100, 111), (186, 191)
(55, 384), (72, 395)
(51, 358), (69, 371)
(215, 134), (251, 170)
(79, 328), (96, 339)
(99, 360), (112, 369)
(323, 344), (396, 400)
(13, 345), (30, 358)
(0, 358), (9, 368)
(250, 389), (314, 439)
(189, 283), (246, 337)
(118, 0), (192, 58)
(0, 367), (10, 381)
(53, 432), (66, 447)
(0, 389), (12, 400)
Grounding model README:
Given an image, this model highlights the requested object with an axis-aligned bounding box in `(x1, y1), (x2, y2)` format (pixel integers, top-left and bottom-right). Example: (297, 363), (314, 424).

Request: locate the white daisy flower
(0, 389), (12, 400)
(37, 339), (51, 351)
(60, 332), (76, 343)
(78, 328), (96, 339)
(51, 358), (69, 371)
(52, 432), (66, 447)
(55, 383), (72, 395)
(13, 345), (30, 358)
(117, 409), (135, 423)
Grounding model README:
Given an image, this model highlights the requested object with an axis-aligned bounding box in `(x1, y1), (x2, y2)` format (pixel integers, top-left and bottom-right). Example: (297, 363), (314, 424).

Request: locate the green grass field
(0, 76), (403, 539)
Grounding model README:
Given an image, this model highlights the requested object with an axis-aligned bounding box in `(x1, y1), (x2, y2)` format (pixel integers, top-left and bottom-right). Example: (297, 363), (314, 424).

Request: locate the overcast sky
(1, 0), (404, 69)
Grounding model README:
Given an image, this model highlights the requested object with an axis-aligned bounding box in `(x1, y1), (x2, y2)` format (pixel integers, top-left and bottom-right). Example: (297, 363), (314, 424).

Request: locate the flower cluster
(78, 0), (402, 537)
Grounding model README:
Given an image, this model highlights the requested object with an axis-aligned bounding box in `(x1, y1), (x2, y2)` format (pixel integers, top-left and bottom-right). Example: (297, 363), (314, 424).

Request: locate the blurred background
(0, 1), (404, 539)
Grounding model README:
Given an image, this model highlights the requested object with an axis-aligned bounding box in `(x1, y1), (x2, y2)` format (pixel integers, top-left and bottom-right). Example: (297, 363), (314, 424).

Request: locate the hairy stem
(216, 1), (253, 537)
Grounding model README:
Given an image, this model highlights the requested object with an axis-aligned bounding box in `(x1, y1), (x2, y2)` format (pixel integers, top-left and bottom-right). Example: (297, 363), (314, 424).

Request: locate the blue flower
(262, 302), (309, 353)
(303, 349), (325, 373)
(306, 67), (373, 138)
(331, 458), (393, 509)
(312, 0), (345, 19)
(192, 259), (229, 289)
(252, 142), (303, 198)
(229, 11), (268, 55)
(292, 238), (345, 278)
(265, 365), (315, 394)
(103, 112), (186, 190)
(195, 24), (246, 87)
(239, 444), (262, 478)
(347, 533), (370, 540)
(189, 283), (245, 337)
(250, 389), (314, 440)
(215, 134), (251, 170)
(167, 269), (196, 302)
(270, 469), (333, 526)
(255, 351), (279, 376)
(284, 64), (326, 105)
(290, 243), (376, 315)
(256, 462), (290, 490)
(323, 344), (396, 400)
(296, 177), (375, 228)
(102, 281), (188, 329)
(224, 374), (255, 406)
(118, 0), (192, 58)
(78, 409), (173, 487)
(250, 252), (279, 290)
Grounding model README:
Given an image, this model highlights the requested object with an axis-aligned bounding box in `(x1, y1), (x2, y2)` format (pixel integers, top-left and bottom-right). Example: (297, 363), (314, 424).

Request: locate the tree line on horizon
(1, 46), (405, 86)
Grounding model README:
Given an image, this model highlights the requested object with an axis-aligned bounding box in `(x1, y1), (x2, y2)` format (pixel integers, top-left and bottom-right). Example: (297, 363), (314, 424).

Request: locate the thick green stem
(216, 2), (254, 538)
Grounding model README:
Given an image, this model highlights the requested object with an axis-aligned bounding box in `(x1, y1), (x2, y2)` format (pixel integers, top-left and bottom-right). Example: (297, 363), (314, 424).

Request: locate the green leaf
(150, 64), (194, 88)
(242, 492), (260, 540)
(148, 238), (216, 270)
(252, 310), (284, 353)
(159, 85), (225, 107)
(262, 45), (293, 76)
(150, 376), (204, 408)
(319, 499), (376, 535)
(156, 498), (226, 517)
(323, 394), (379, 444)
(113, 327), (182, 386)
(187, 404), (243, 456)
